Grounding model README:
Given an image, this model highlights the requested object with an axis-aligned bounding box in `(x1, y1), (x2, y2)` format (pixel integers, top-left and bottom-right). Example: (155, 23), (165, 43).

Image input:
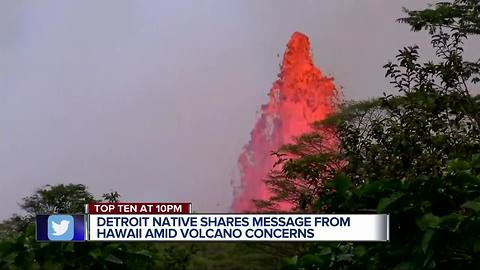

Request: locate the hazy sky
(2, 1), (476, 218)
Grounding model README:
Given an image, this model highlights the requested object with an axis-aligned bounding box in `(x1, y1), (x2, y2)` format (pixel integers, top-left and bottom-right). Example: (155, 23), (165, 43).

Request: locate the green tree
(0, 184), (96, 240)
(0, 184), (163, 269)
(0, 224), (160, 270)
(400, 0), (480, 35)
(262, 0), (480, 212)
(283, 155), (480, 269)
(259, 0), (480, 269)
(20, 184), (96, 216)
(0, 184), (288, 269)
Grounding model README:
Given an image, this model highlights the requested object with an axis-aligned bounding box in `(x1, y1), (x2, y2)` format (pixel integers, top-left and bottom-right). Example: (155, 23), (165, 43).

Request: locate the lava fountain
(231, 32), (337, 212)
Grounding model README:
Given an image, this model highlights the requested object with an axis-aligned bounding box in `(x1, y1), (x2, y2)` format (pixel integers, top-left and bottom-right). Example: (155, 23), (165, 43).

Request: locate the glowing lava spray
(231, 32), (337, 212)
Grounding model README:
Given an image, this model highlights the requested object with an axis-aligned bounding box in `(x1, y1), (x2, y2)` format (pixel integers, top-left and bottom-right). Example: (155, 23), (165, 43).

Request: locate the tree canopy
(264, 0), (480, 269)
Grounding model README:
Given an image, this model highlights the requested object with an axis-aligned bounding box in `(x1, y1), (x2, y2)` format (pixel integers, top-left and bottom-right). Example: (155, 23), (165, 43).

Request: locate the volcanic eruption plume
(231, 32), (337, 212)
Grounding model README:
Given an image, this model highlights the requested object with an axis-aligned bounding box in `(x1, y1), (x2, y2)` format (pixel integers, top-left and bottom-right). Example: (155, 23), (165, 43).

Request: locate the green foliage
(0, 215), (30, 241)
(399, 0), (480, 85)
(283, 155), (480, 270)
(0, 184), (96, 240)
(20, 184), (96, 216)
(260, 0), (480, 213)
(102, 191), (121, 203)
(399, 0), (480, 35)
(0, 184), (291, 270)
(262, 1), (480, 269)
(0, 184), (191, 270)
(0, 224), (160, 270)
(0, 184), (164, 269)
(187, 243), (296, 270)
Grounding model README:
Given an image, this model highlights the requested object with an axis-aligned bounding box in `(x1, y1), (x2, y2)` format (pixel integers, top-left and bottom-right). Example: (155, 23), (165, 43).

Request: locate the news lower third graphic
(35, 203), (389, 242)
(36, 215), (86, 241)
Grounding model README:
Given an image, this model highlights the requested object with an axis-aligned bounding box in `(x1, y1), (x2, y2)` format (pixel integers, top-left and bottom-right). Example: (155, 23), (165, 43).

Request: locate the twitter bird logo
(47, 215), (74, 241)
(52, 220), (70, 236)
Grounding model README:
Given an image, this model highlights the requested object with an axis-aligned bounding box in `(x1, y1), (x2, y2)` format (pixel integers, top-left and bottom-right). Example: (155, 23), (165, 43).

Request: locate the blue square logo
(47, 215), (74, 241)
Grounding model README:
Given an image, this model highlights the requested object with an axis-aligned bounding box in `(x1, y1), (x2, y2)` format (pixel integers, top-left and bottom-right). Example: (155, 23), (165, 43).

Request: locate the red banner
(87, 203), (191, 214)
